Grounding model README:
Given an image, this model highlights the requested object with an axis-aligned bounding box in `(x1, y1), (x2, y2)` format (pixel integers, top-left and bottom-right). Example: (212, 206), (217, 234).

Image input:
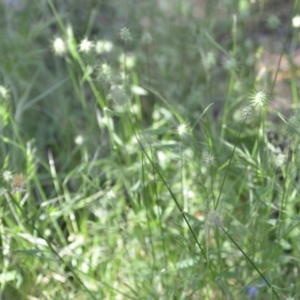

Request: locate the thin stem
(215, 120), (245, 209)
(221, 226), (280, 299)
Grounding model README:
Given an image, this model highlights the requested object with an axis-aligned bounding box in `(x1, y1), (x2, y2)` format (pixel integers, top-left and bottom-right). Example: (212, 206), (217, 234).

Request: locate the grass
(0, 0), (300, 299)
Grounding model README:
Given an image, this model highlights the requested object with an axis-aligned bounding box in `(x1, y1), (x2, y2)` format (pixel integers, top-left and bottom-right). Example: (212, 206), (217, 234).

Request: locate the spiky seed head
(249, 91), (269, 110)
(241, 105), (254, 120)
(119, 27), (132, 42)
(177, 123), (188, 137)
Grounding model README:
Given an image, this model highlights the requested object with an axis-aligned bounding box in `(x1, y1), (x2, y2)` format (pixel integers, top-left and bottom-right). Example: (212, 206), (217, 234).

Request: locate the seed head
(249, 91), (269, 110)
(241, 105), (254, 120)
(119, 27), (132, 42)
(177, 123), (188, 137)
(2, 170), (13, 183)
(79, 38), (93, 53)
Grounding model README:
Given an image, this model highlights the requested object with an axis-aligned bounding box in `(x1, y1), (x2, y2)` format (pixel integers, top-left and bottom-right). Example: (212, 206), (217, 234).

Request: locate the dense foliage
(0, 0), (300, 299)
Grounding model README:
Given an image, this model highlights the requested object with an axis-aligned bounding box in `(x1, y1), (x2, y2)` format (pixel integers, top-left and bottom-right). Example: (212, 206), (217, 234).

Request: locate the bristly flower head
(79, 38), (93, 53)
(177, 123), (188, 137)
(241, 105), (254, 121)
(2, 170), (13, 183)
(52, 37), (67, 56)
(249, 90), (269, 110)
(119, 27), (132, 42)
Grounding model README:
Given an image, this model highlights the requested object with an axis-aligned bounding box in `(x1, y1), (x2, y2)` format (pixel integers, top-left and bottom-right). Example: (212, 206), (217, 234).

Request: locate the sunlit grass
(0, 0), (300, 299)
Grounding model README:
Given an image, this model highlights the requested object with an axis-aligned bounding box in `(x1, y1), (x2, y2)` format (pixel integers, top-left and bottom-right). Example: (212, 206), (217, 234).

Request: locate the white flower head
(0, 86), (9, 101)
(79, 38), (93, 53)
(107, 190), (115, 199)
(131, 85), (148, 96)
(2, 170), (13, 183)
(274, 153), (286, 167)
(177, 123), (188, 136)
(119, 53), (136, 70)
(292, 15), (300, 28)
(75, 135), (84, 145)
(52, 37), (67, 56)
(95, 40), (113, 54)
